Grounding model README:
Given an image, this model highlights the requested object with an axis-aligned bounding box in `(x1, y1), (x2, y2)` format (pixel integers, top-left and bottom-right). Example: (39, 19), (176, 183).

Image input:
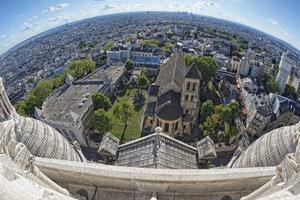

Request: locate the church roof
(148, 84), (159, 96)
(230, 123), (299, 168)
(185, 63), (202, 80)
(155, 54), (185, 89)
(156, 90), (183, 121)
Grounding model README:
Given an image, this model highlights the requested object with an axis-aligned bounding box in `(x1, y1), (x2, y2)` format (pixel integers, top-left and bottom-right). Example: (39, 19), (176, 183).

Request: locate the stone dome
(0, 77), (82, 162)
(230, 123), (299, 168)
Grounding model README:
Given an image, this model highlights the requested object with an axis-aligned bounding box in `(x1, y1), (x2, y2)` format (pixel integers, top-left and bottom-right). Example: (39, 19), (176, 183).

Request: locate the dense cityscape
(1, 10), (300, 200)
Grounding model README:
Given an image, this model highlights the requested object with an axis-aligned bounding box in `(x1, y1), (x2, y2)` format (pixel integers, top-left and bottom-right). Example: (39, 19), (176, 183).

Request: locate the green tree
(200, 100), (214, 121)
(261, 73), (272, 86)
(226, 126), (239, 138)
(67, 57), (95, 79)
(14, 73), (67, 116)
(266, 79), (280, 94)
(15, 100), (27, 116)
(220, 106), (232, 124)
(137, 74), (150, 89)
(214, 104), (224, 115)
(284, 84), (298, 99)
(92, 92), (112, 111)
(162, 42), (174, 54)
(91, 109), (112, 134)
(125, 59), (134, 71)
(103, 42), (114, 51)
(112, 100), (134, 143)
(202, 114), (220, 142)
(141, 39), (160, 47)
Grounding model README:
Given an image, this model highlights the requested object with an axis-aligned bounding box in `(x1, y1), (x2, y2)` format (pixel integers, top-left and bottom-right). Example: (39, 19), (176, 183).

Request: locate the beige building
(143, 54), (201, 137)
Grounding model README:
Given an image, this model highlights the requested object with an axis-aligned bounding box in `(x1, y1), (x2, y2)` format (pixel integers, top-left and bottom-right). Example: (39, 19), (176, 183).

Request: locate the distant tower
(276, 52), (294, 93)
(239, 57), (250, 77)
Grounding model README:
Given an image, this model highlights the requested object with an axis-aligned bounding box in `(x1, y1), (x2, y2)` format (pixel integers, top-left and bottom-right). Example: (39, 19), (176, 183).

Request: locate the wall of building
(34, 157), (276, 200)
(181, 78), (201, 123)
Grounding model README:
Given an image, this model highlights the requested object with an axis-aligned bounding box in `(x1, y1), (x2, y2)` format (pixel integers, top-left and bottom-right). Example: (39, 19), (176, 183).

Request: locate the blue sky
(0, 0), (299, 54)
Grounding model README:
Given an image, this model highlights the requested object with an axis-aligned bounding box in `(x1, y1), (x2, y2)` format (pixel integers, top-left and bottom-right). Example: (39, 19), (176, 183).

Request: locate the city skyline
(0, 0), (299, 54)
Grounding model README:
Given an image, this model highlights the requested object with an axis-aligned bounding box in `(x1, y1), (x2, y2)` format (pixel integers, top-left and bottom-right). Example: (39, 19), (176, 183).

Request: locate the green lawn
(110, 88), (146, 142)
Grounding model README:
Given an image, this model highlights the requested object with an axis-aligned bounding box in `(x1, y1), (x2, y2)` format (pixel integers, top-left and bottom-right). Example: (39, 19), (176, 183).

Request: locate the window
(150, 120), (153, 124)
(164, 123), (169, 132)
(192, 83), (197, 91)
(186, 82), (191, 90)
(191, 95), (194, 101)
(175, 121), (178, 130)
(76, 189), (89, 200)
(185, 109), (189, 114)
(185, 95), (189, 101)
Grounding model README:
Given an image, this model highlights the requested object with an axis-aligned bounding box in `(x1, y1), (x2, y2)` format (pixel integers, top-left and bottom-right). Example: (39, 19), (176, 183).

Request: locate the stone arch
(221, 195), (232, 200)
(76, 189), (89, 200)
(164, 123), (169, 132)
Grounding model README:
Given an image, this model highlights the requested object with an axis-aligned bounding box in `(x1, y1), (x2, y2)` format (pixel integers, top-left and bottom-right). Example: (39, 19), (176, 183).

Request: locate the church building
(143, 54), (202, 137)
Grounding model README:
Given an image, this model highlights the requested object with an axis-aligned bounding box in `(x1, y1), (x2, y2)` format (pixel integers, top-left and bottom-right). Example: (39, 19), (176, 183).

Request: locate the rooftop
(116, 130), (198, 169)
(42, 65), (125, 123)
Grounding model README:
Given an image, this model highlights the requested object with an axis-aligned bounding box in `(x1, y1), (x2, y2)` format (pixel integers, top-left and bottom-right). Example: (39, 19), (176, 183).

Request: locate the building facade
(276, 52), (294, 93)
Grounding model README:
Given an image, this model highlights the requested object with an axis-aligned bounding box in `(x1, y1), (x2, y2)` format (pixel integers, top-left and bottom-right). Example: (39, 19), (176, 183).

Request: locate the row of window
(185, 94), (195, 101)
(186, 82), (197, 91)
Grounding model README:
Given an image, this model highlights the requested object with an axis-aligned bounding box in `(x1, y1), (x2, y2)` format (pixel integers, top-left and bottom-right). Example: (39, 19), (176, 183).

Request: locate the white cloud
(102, 4), (115, 11)
(42, 3), (70, 14)
(28, 16), (38, 22)
(0, 34), (6, 38)
(268, 18), (278, 26)
(268, 18), (294, 41)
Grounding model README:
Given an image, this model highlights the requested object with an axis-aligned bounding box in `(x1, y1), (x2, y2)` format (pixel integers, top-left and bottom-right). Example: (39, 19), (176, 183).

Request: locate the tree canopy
(201, 102), (239, 143)
(185, 55), (218, 85)
(140, 39), (160, 47)
(266, 79), (280, 94)
(112, 99), (135, 143)
(66, 57), (95, 79)
(92, 92), (112, 111)
(125, 59), (134, 71)
(15, 74), (66, 116)
(284, 84), (298, 99)
(161, 42), (174, 54)
(200, 100), (214, 121)
(91, 109), (112, 134)
(137, 74), (150, 89)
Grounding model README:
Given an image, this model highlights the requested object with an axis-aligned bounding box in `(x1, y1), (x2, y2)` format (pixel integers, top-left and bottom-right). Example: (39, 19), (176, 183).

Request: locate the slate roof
(156, 90), (183, 121)
(155, 54), (185, 89)
(148, 84), (159, 96)
(145, 102), (156, 116)
(185, 63), (202, 80)
(116, 132), (198, 169)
